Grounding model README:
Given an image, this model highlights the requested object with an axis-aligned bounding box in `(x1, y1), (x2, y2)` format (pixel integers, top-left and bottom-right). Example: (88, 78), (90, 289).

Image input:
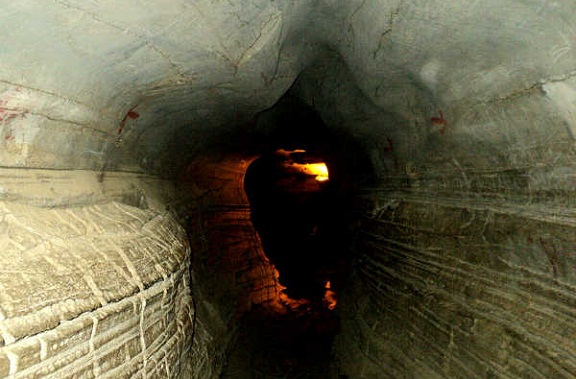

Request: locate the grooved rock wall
(0, 200), (196, 378)
(0, 1), (313, 175)
(179, 156), (292, 316)
(334, 164), (576, 377)
(0, 167), (245, 378)
(2, 0), (576, 378)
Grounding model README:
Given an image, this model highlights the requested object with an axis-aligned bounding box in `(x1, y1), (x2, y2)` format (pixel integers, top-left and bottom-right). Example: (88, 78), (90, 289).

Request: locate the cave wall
(334, 183), (576, 377)
(301, 44), (576, 377)
(0, 1), (314, 377)
(0, 0), (316, 174)
(0, 173), (196, 378)
(310, 2), (576, 377)
(1, 0), (576, 378)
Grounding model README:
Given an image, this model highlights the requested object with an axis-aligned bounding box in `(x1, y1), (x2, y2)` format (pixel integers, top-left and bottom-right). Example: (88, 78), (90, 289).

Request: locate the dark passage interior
(242, 96), (360, 299)
(245, 149), (342, 300)
(219, 95), (367, 377)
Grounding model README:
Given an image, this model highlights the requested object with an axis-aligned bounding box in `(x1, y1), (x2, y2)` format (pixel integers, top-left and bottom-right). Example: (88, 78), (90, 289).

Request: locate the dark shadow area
(217, 94), (374, 378)
(242, 94), (374, 303)
(244, 149), (349, 301)
(221, 304), (341, 379)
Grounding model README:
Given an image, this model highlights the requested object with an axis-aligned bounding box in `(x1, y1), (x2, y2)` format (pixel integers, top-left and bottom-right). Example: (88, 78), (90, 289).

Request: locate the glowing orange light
(277, 149), (306, 156)
(275, 149), (330, 182)
(307, 163), (329, 182)
(294, 162), (329, 182)
(323, 281), (337, 310)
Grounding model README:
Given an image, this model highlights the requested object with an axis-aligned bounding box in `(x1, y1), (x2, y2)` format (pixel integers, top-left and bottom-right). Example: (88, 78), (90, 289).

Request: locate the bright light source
(301, 162), (329, 182)
(275, 149), (330, 182)
(291, 162), (329, 181)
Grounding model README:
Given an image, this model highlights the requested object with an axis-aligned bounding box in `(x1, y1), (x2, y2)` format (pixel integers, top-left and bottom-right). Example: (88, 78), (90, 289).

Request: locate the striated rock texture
(333, 160), (576, 377)
(0, 200), (195, 378)
(0, 164), (285, 378)
(1, 0), (576, 378)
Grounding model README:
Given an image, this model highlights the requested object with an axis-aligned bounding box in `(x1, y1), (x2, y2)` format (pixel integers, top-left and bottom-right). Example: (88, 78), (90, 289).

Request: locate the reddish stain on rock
(118, 105), (140, 135)
(0, 87), (25, 125)
(430, 109), (447, 134)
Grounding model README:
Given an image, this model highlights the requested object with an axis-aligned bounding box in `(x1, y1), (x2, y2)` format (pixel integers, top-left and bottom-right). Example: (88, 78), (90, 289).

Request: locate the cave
(1, 1), (576, 378)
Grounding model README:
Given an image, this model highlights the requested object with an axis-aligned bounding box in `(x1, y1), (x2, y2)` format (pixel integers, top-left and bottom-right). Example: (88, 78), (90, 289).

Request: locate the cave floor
(220, 303), (341, 379)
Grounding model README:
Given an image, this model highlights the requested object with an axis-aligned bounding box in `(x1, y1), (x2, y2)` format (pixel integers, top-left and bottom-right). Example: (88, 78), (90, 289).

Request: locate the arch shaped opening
(167, 91), (378, 377)
(240, 94), (375, 307)
(228, 96), (374, 376)
(244, 148), (347, 304)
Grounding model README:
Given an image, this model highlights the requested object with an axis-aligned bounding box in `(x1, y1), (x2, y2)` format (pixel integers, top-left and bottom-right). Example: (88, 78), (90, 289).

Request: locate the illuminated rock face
(1, 1), (576, 378)
(244, 148), (349, 301)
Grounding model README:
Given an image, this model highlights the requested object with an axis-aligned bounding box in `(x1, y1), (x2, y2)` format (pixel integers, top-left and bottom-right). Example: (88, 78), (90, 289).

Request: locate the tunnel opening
(244, 148), (348, 302)
(236, 150), (346, 377)
(239, 94), (363, 307)
(214, 94), (374, 378)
